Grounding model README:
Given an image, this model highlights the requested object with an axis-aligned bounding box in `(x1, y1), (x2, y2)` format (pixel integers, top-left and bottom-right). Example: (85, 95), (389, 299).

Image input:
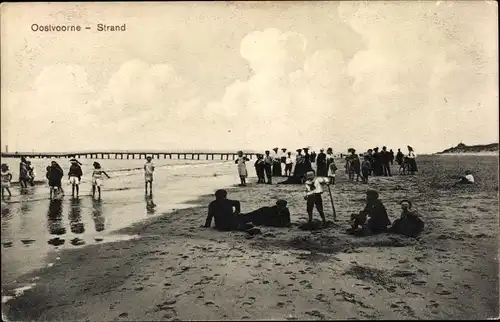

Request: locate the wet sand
(3, 155), (499, 320)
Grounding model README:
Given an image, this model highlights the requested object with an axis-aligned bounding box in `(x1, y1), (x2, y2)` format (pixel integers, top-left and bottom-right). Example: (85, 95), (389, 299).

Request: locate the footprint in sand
(305, 310), (326, 320)
(118, 312), (129, 318)
(411, 280), (427, 286)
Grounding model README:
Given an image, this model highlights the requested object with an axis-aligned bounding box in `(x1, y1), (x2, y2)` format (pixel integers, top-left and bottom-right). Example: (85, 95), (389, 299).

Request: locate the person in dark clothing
(395, 149), (404, 166)
(46, 161), (64, 200)
(203, 189), (242, 231)
(366, 149), (374, 175)
(389, 200), (424, 238)
(254, 154), (266, 183)
(316, 149), (328, 177)
(347, 190), (391, 236)
(263, 150), (273, 184)
(381, 146), (392, 177)
(346, 148), (361, 182)
(310, 151), (317, 163)
(272, 148), (282, 177)
(241, 199), (291, 227)
(279, 149), (308, 184)
(361, 155), (372, 184)
(389, 149), (395, 165)
(203, 190), (261, 235)
(303, 148), (313, 173)
(303, 148), (310, 162)
(372, 147), (383, 176)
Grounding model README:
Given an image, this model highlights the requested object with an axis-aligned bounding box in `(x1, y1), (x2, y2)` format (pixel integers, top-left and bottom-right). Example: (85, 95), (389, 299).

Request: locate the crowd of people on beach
(234, 145), (419, 187)
(202, 184), (425, 239)
(0, 145), (477, 241)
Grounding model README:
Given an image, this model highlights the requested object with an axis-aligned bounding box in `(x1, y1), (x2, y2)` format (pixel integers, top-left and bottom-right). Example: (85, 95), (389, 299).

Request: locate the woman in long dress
(406, 146), (418, 175)
(235, 151), (249, 186)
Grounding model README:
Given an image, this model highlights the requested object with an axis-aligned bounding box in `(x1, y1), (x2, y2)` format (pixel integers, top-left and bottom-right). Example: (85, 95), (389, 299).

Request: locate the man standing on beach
(264, 150), (273, 184)
(144, 156), (155, 196)
(381, 146), (392, 177)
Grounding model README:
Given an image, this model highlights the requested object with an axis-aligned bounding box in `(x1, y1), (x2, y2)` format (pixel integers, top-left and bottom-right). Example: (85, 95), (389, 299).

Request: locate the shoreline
(3, 166), (499, 320)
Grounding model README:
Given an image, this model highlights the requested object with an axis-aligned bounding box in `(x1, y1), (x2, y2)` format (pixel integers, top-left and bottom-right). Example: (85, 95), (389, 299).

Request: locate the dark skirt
(408, 158), (418, 172)
(48, 179), (62, 187)
(316, 163), (328, 177)
(272, 163), (282, 176)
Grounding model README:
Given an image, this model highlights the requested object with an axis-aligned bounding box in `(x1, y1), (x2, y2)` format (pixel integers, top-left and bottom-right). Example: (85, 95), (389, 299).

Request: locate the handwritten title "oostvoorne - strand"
(31, 24), (127, 32)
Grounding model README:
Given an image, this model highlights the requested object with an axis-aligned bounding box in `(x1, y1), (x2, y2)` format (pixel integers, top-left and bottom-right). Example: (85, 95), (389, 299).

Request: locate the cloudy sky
(1, 1), (498, 153)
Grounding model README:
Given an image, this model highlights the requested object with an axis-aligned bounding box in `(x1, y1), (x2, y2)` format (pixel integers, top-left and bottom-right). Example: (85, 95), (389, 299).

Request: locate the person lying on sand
(452, 170), (475, 186)
(388, 200), (424, 238)
(203, 189), (261, 235)
(240, 199), (291, 227)
(347, 190), (391, 236)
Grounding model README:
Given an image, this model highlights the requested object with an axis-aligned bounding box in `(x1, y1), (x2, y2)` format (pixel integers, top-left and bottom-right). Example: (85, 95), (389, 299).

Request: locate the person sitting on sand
(241, 199), (291, 227)
(204, 189), (242, 231)
(388, 200), (424, 238)
(304, 171), (330, 226)
(203, 189), (261, 235)
(347, 190), (391, 236)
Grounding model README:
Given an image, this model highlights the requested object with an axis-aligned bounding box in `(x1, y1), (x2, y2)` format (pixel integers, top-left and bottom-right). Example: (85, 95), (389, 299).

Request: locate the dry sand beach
(3, 155), (499, 320)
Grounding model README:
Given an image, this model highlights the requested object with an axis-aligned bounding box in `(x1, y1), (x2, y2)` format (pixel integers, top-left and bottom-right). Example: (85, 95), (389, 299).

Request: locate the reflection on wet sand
(69, 198), (84, 234)
(145, 194), (156, 214)
(92, 199), (105, 232)
(47, 199), (65, 238)
(19, 188), (34, 214)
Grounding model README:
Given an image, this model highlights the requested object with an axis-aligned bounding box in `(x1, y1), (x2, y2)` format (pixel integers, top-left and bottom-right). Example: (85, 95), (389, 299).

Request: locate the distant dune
(437, 143), (499, 155)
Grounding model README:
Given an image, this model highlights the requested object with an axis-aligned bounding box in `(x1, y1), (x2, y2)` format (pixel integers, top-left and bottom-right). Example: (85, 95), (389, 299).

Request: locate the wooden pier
(1, 151), (258, 161)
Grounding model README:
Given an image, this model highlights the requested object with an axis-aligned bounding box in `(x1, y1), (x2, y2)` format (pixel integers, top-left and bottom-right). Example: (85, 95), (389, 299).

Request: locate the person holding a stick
(304, 170), (333, 226)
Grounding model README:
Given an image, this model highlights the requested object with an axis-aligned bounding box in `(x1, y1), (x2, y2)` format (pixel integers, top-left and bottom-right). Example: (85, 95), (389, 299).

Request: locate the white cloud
(2, 2), (497, 153)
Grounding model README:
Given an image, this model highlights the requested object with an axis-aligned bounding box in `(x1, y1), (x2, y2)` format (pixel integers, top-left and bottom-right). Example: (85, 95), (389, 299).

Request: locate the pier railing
(0, 151), (259, 161)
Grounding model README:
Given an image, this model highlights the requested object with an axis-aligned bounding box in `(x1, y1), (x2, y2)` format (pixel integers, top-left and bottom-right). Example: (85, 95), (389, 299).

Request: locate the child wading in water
(92, 162), (111, 200)
(144, 156), (155, 196)
(304, 170), (331, 226)
(46, 161), (64, 200)
(68, 158), (83, 198)
(235, 151), (249, 186)
(1, 164), (13, 199)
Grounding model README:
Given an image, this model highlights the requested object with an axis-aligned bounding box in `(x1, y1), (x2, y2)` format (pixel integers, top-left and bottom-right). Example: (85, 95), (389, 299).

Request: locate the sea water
(1, 157), (240, 287)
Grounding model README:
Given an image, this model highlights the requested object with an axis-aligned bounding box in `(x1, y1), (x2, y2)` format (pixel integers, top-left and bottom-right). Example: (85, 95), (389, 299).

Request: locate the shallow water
(1, 157), (239, 287)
